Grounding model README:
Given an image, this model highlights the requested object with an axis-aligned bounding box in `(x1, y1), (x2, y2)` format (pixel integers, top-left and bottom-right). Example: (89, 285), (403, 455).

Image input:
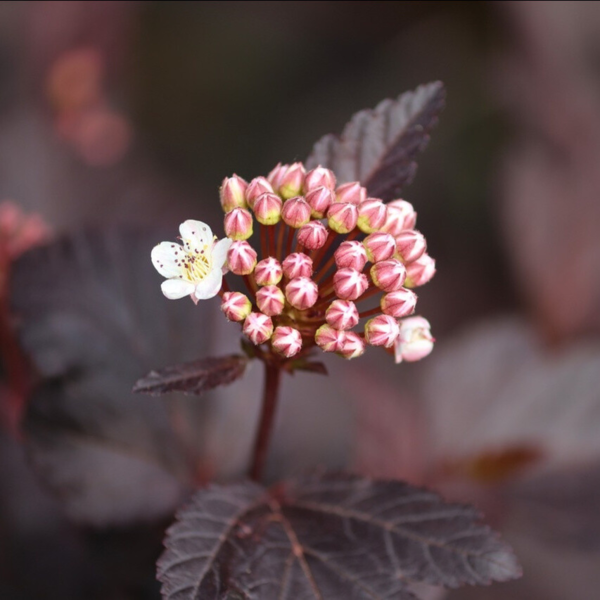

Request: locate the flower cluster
(152, 163), (435, 362)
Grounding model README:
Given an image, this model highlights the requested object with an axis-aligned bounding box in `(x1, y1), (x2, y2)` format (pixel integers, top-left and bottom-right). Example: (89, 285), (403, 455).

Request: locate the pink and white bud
(227, 240), (257, 275)
(281, 196), (311, 228)
(380, 289), (417, 318)
(365, 315), (400, 348)
(325, 299), (359, 330)
(395, 316), (434, 363)
(285, 276), (318, 310)
(370, 259), (406, 292)
(337, 331), (366, 359)
(271, 326), (303, 358)
(382, 199), (417, 235)
(305, 186), (335, 218)
(394, 230), (427, 264)
(243, 312), (274, 345)
(245, 177), (274, 209)
(363, 232), (396, 263)
(254, 257), (283, 286)
(282, 252), (313, 279)
(303, 166), (336, 193)
(357, 198), (387, 234)
(327, 202), (358, 234)
(220, 291), (252, 322)
(278, 162), (306, 199)
(256, 285), (285, 316)
(297, 220), (328, 250)
(334, 241), (368, 271)
(253, 192), (282, 225)
(404, 254), (436, 288)
(220, 175), (248, 212)
(335, 181), (366, 205)
(333, 268), (368, 301)
(267, 163), (288, 190)
(224, 207), (253, 240)
(315, 324), (346, 353)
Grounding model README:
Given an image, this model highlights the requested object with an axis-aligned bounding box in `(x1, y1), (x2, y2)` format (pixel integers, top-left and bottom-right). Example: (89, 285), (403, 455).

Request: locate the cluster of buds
(153, 163), (435, 363)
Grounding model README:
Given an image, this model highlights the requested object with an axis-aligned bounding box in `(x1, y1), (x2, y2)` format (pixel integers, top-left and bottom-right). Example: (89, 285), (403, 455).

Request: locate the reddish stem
(268, 226), (276, 258)
(276, 223), (286, 261)
(358, 305), (382, 318)
(260, 225), (268, 259)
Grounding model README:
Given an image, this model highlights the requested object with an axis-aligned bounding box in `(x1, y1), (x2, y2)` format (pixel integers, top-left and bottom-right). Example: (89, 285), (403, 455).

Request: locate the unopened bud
(254, 257), (283, 286)
(327, 202), (358, 234)
(220, 175), (248, 212)
(297, 220), (328, 249)
(325, 299), (359, 330)
(404, 254), (436, 288)
(363, 232), (396, 263)
(370, 259), (406, 292)
(267, 163), (289, 190)
(395, 316), (434, 363)
(333, 267), (368, 301)
(271, 326), (303, 358)
(315, 324), (345, 352)
(246, 177), (274, 209)
(285, 276), (318, 310)
(334, 240), (368, 271)
(303, 166), (336, 193)
(243, 312), (274, 345)
(382, 199), (417, 235)
(380, 289), (417, 318)
(227, 240), (257, 275)
(357, 198), (387, 233)
(281, 196), (311, 228)
(335, 181), (366, 205)
(394, 230), (426, 263)
(337, 331), (365, 359)
(253, 192), (282, 225)
(256, 285), (285, 316)
(278, 162), (306, 199)
(365, 315), (400, 348)
(305, 186), (335, 218)
(220, 291), (252, 322)
(282, 252), (313, 279)
(224, 207), (253, 240)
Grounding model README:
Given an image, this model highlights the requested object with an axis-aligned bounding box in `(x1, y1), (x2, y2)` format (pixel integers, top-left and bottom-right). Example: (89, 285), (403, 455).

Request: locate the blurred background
(1, 1), (600, 598)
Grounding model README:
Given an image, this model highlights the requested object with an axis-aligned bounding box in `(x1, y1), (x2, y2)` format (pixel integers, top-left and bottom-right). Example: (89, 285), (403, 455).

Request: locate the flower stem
(249, 361), (282, 482)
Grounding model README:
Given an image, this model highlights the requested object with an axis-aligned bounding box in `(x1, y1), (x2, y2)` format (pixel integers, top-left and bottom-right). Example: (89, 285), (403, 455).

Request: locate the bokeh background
(1, 1), (600, 598)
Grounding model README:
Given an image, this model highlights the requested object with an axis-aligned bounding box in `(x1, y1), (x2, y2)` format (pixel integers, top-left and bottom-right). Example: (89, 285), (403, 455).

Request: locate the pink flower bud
(224, 207), (253, 240)
(404, 254), (436, 288)
(256, 285), (285, 316)
(285, 276), (318, 310)
(394, 230), (426, 264)
(363, 232), (396, 263)
(282, 252), (313, 279)
(227, 240), (257, 275)
(281, 196), (311, 228)
(337, 331), (365, 359)
(267, 163), (288, 190)
(365, 314), (400, 348)
(380, 289), (417, 318)
(254, 257), (283, 286)
(370, 259), (406, 292)
(220, 291), (252, 322)
(327, 202), (358, 234)
(382, 200), (417, 235)
(297, 220), (328, 250)
(271, 326), (303, 358)
(305, 186), (335, 218)
(315, 324), (345, 352)
(243, 312), (274, 345)
(253, 192), (282, 225)
(333, 268), (368, 301)
(334, 241), (368, 271)
(303, 166), (336, 193)
(220, 175), (248, 212)
(357, 198), (387, 233)
(335, 181), (366, 205)
(325, 299), (359, 330)
(245, 177), (274, 209)
(395, 316), (434, 363)
(278, 162), (306, 199)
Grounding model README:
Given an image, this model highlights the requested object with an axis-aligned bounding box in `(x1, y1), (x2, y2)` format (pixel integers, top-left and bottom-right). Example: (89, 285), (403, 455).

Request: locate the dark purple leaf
(133, 355), (248, 396)
(306, 82), (445, 200)
(158, 472), (520, 600)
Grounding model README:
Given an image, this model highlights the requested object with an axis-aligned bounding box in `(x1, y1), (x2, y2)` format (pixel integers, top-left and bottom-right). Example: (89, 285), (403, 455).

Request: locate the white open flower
(151, 220), (232, 302)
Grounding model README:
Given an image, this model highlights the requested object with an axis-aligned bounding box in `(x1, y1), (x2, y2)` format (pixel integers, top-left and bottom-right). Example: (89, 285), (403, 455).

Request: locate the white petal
(161, 278), (195, 299)
(151, 242), (186, 278)
(194, 268), (222, 300)
(179, 220), (213, 251)
(212, 237), (233, 271)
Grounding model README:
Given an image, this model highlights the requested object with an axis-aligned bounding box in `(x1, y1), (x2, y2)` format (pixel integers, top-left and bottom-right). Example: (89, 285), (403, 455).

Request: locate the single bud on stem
(305, 186), (334, 218)
(394, 230), (426, 263)
(370, 259), (407, 292)
(337, 331), (365, 359)
(246, 177), (274, 209)
(382, 199), (417, 235)
(254, 257), (283, 286)
(335, 241), (368, 271)
(365, 314), (400, 347)
(220, 175), (248, 212)
(325, 299), (359, 330)
(363, 232), (396, 263)
(357, 198), (387, 233)
(278, 162), (306, 199)
(224, 207), (253, 240)
(327, 202), (358, 234)
(303, 166), (336, 193)
(315, 324), (346, 352)
(254, 192), (282, 225)
(380, 288), (417, 318)
(404, 254), (436, 288)
(333, 268), (369, 301)
(395, 316), (434, 363)
(220, 291), (252, 321)
(285, 276), (318, 310)
(282, 252), (313, 279)
(243, 312), (274, 345)
(256, 285), (285, 316)
(297, 220), (328, 249)
(267, 163), (289, 191)
(227, 240), (257, 275)
(335, 181), (366, 205)
(271, 326), (303, 358)
(281, 196), (311, 228)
